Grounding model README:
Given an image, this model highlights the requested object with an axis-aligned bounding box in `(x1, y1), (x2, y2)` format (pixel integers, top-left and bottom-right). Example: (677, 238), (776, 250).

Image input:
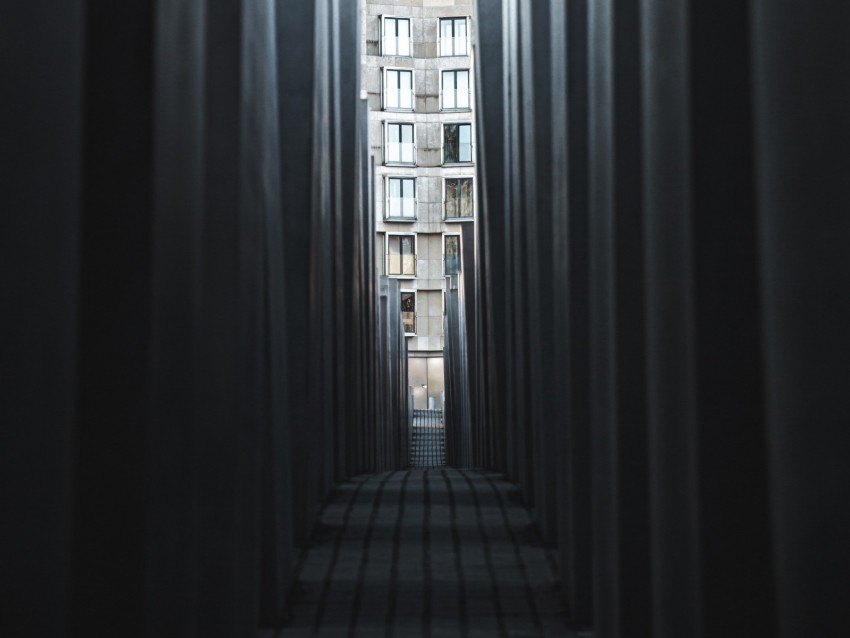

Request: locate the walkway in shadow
(272, 469), (582, 637)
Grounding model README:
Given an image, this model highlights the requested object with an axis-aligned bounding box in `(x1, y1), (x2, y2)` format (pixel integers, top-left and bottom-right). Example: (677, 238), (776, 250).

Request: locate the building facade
(361, 0), (477, 410)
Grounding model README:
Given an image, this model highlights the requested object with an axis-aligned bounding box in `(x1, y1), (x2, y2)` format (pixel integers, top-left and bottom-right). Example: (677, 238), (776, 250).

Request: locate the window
(444, 177), (474, 219)
(444, 234), (461, 276)
(387, 234), (416, 276)
(384, 69), (414, 110)
(386, 177), (416, 219)
(382, 17), (411, 56)
(443, 123), (473, 164)
(439, 18), (468, 56)
(441, 70), (470, 110)
(386, 123), (415, 165)
(401, 291), (416, 334)
(376, 233), (386, 276)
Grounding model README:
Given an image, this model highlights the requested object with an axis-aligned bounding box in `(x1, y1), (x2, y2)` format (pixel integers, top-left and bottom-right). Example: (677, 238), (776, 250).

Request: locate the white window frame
(439, 68), (472, 111)
(442, 176), (475, 221)
(438, 17), (469, 57)
(401, 289), (417, 336)
(384, 121), (417, 166)
(441, 122), (474, 165)
(385, 175), (417, 221)
(442, 232), (461, 276)
(383, 67), (415, 111)
(386, 232), (417, 278)
(381, 16), (412, 57)
(376, 232), (386, 276)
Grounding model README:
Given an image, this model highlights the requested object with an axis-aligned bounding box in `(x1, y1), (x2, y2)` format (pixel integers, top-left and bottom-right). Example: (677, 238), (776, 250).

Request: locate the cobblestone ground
(269, 469), (586, 638)
(409, 410), (446, 468)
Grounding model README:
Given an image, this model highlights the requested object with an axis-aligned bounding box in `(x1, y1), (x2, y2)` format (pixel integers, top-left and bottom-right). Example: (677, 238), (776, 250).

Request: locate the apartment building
(361, 0), (477, 410)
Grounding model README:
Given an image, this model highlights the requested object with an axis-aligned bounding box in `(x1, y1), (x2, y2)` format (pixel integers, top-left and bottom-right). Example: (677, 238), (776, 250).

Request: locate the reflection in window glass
(445, 177), (474, 219)
(444, 235), (460, 275)
(401, 292), (416, 334)
(444, 123), (472, 164)
(388, 235), (416, 276)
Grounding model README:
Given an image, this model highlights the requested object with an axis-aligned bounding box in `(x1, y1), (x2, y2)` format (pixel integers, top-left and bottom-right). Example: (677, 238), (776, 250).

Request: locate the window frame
(441, 122), (474, 166)
(383, 67), (415, 112)
(400, 289), (417, 336)
(385, 175), (417, 221)
(438, 17), (469, 57)
(376, 232), (386, 276)
(384, 121), (417, 166)
(442, 232), (462, 277)
(439, 68), (472, 111)
(386, 232), (418, 278)
(381, 16), (412, 57)
(442, 176), (475, 221)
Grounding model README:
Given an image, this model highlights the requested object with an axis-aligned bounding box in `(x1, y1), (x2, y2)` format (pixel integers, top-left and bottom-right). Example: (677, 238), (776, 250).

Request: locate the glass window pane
(401, 236), (415, 275)
(444, 124), (458, 163)
(403, 178), (414, 199)
(401, 292), (416, 333)
(390, 178), (401, 198)
(457, 71), (469, 108)
(388, 124), (400, 143)
(440, 20), (453, 56)
(446, 179), (458, 217)
(442, 72), (455, 109)
(445, 235), (460, 275)
(456, 19), (467, 54)
(401, 124), (413, 143)
(460, 124), (471, 162)
(388, 236), (401, 274)
(461, 178), (473, 217)
(399, 19), (410, 55)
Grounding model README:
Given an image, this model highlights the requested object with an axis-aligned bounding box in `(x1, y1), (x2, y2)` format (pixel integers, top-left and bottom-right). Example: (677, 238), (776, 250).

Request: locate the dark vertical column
(752, 3), (850, 636)
(590, 0), (653, 635)
(144, 2), (206, 635)
(588, 1), (618, 635)
(473, 0), (506, 472)
(0, 3), (83, 636)
(611, 1), (652, 636)
(72, 2), (156, 633)
(521, 0), (559, 544)
(277, 0), (318, 547)
(688, 4), (775, 636)
(242, 0), (291, 628)
(640, 2), (701, 637)
(552, 0), (594, 625)
(196, 0), (265, 633)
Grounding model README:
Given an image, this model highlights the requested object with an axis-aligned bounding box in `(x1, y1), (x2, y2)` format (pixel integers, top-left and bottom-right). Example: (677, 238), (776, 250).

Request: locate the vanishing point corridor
(4, 0), (849, 637)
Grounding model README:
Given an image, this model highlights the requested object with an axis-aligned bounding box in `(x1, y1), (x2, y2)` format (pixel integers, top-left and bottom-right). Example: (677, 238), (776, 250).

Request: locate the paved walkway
(271, 469), (582, 637)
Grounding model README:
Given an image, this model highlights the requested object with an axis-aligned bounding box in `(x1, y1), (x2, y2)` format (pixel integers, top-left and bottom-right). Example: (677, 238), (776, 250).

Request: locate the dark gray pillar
(277, 0), (318, 547)
(474, 0), (507, 473)
(0, 3), (83, 635)
(552, 0), (594, 625)
(640, 1), (701, 636)
(144, 2), (206, 635)
(71, 3), (156, 633)
(752, 3), (850, 636)
(589, 1), (653, 636)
